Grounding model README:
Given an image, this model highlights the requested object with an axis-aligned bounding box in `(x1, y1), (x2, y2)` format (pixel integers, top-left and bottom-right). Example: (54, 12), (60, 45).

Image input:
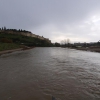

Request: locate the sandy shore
(0, 46), (34, 56)
(0, 48), (23, 56)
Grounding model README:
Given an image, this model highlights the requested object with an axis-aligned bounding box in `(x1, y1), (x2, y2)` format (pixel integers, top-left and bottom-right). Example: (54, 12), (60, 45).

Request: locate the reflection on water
(0, 47), (100, 100)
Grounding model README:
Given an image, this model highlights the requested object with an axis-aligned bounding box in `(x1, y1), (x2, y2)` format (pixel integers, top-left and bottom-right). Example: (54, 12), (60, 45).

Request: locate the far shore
(61, 46), (100, 53)
(70, 46), (100, 53)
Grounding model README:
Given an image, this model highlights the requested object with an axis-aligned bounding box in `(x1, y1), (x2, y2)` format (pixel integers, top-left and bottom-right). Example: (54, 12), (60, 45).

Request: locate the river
(0, 47), (100, 100)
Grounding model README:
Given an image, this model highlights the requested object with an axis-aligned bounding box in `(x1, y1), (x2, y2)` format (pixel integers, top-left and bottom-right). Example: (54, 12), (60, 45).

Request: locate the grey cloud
(1, 0), (100, 42)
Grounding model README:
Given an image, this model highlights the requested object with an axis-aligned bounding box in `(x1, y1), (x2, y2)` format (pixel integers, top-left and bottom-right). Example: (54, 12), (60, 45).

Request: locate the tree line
(0, 26), (31, 33)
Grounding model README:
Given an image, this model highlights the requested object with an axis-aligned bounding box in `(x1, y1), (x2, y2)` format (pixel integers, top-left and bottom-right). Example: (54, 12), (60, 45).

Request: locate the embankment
(76, 47), (100, 53)
(0, 46), (34, 56)
(0, 48), (23, 55)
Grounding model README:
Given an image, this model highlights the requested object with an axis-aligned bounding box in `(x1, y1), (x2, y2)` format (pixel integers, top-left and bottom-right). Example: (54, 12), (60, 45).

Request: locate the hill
(0, 27), (53, 51)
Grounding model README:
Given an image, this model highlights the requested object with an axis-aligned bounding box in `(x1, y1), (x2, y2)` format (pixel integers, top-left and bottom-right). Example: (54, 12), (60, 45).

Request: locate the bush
(0, 38), (13, 43)
(0, 43), (21, 51)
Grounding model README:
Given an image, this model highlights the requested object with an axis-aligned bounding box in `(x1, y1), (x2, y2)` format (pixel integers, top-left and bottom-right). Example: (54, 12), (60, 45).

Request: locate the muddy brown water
(0, 47), (100, 100)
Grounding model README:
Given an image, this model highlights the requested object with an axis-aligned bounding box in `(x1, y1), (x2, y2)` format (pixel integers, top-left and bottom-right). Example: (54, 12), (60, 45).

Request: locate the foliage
(54, 42), (61, 47)
(0, 33), (52, 47)
(0, 38), (13, 43)
(0, 43), (21, 51)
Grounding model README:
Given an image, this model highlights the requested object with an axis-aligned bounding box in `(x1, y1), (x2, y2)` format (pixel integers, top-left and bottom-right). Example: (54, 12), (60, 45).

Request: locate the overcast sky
(0, 0), (100, 43)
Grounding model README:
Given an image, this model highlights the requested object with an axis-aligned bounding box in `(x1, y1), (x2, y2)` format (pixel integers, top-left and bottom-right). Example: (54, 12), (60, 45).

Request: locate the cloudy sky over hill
(0, 0), (100, 43)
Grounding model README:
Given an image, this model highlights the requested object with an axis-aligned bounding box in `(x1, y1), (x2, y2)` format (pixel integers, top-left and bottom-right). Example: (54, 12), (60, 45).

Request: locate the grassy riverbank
(0, 43), (21, 51)
(0, 33), (52, 47)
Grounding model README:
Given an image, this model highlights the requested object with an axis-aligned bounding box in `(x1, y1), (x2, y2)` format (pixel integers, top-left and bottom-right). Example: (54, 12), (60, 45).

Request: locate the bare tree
(61, 38), (70, 47)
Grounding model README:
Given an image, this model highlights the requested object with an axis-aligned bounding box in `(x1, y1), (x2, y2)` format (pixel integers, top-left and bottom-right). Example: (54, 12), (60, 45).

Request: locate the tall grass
(0, 43), (21, 51)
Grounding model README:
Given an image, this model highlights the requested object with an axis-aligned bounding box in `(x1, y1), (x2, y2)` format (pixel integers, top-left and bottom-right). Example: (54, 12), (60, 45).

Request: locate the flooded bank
(0, 47), (100, 100)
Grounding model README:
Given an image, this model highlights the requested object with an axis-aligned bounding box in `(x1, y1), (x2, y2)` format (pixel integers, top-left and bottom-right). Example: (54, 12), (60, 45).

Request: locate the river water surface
(0, 47), (100, 100)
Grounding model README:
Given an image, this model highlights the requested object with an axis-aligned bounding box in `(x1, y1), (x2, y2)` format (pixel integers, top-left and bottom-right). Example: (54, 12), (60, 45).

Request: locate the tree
(61, 38), (70, 47)
(67, 39), (70, 47)
(54, 42), (61, 47)
(2, 27), (3, 30)
(4, 26), (6, 30)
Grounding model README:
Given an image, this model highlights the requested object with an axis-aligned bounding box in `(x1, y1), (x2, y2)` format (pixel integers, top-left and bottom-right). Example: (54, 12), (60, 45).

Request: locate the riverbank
(61, 46), (100, 53)
(0, 43), (21, 51)
(75, 46), (100, 53)
(0, 46), (34, 56)
(0, 48), (23, 55)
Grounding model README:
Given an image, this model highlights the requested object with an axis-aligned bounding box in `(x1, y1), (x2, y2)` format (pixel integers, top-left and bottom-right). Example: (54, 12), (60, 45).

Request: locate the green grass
(0, 43), (21, 51)
(0, 33), (53, 47)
